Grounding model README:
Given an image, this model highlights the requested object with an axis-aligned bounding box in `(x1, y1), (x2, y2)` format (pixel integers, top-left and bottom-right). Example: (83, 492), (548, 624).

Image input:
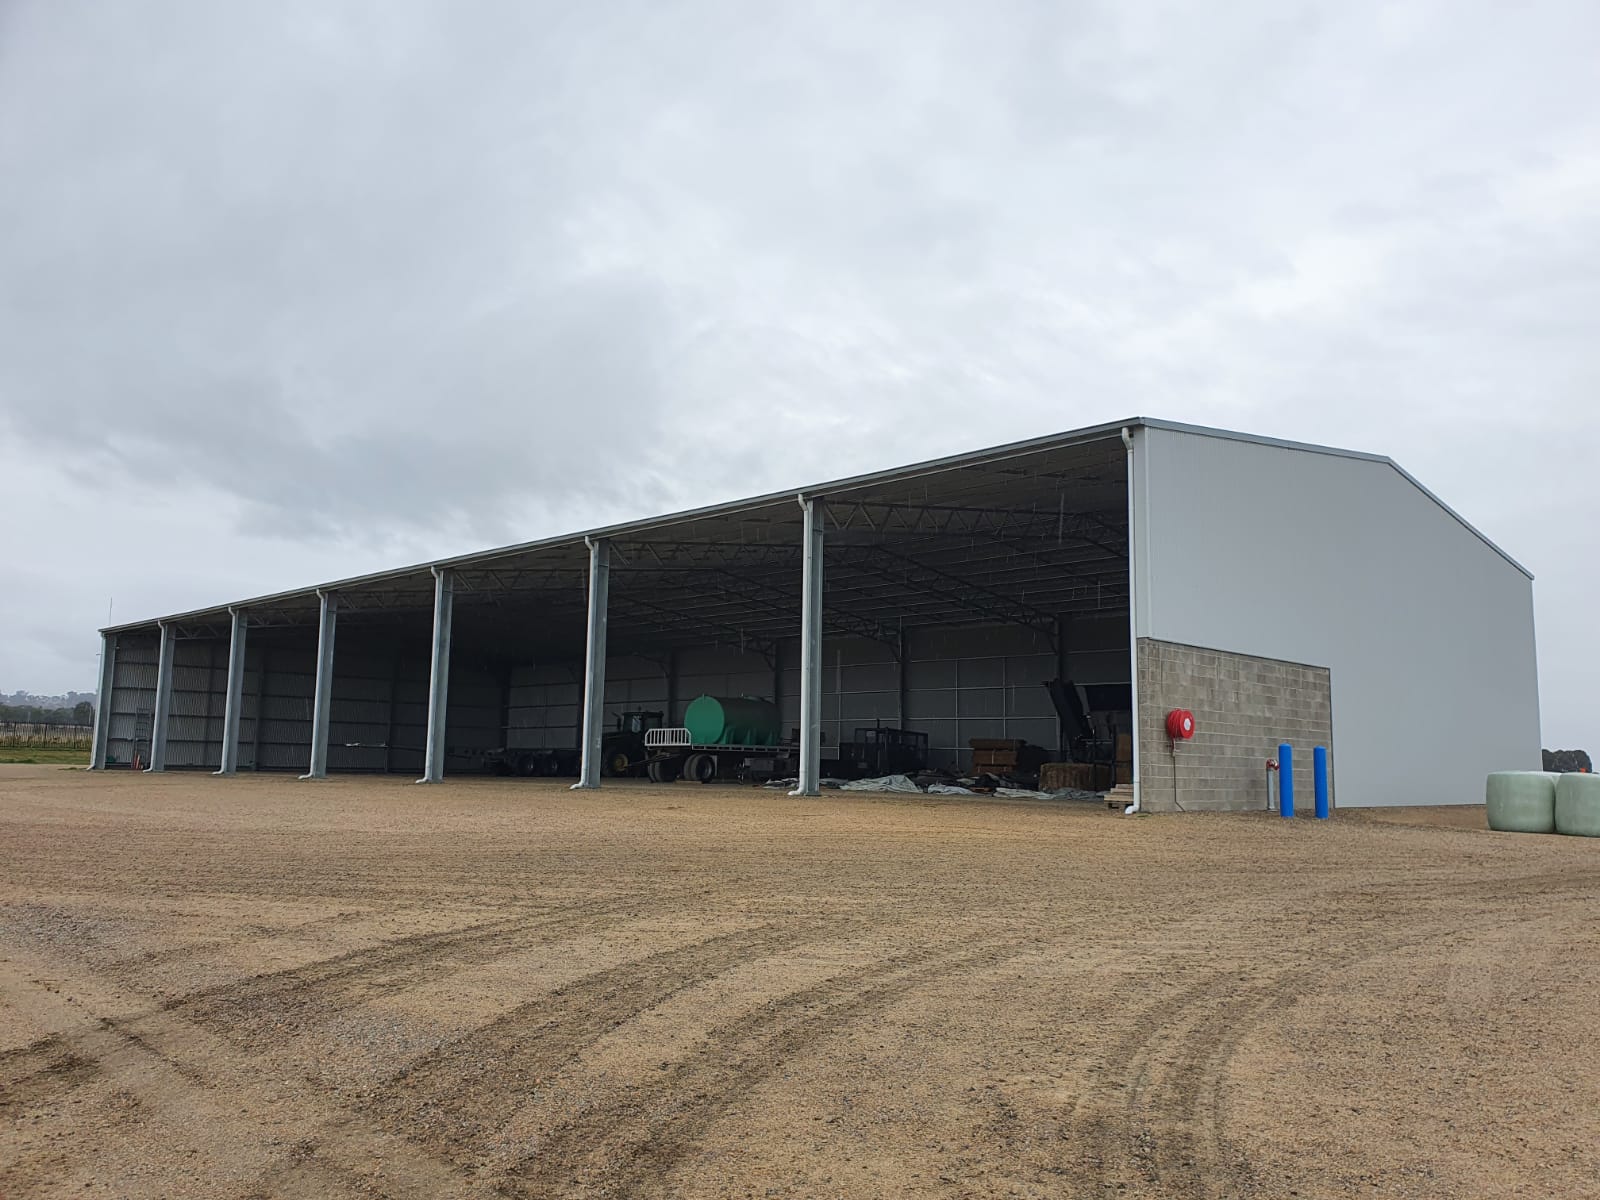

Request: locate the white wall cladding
(1137, 427), (1540, 807)
(507, 615), (1131, 771)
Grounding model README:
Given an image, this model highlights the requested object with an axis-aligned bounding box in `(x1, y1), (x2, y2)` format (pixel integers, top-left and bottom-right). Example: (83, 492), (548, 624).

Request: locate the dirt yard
(2, 767), (1596, 1199)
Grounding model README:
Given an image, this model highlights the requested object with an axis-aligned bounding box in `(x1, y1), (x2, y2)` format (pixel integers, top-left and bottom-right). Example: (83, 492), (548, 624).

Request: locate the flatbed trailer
(642, 727), (799, 783)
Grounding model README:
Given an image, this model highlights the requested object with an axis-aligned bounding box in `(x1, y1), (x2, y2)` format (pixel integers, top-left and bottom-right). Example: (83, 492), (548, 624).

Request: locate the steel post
(792, 497), (824, 797)
(147, 624), (175, 772)
(301, 591), (337, 780)
(573, 538), (610, 790)
(1314, 745), (1330, 819)
(216, 609), (248, 775)
(89, 632), (117, 770)
(1278, 742), (1295, 818)
(419, 567), (454, 784)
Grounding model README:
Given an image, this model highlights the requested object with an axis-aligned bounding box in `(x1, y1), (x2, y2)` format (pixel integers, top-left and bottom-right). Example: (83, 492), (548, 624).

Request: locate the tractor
(600, 710), (664, 777)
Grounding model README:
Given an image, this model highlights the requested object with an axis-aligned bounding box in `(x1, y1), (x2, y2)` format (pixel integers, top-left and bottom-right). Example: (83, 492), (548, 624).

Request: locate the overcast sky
(1, 1), (1595, 744)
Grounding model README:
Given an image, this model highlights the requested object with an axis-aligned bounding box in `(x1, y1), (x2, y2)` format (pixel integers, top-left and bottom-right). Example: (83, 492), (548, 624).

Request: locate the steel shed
(90, 418), (1539, 809)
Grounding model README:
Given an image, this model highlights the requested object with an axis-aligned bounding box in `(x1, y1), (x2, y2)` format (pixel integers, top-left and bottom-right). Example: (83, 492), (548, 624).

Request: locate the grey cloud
(0, 0), (1595, 746)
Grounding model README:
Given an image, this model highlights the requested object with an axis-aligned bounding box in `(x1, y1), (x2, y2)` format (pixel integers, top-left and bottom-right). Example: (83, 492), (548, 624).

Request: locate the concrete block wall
(1137, 638), (1332, 813)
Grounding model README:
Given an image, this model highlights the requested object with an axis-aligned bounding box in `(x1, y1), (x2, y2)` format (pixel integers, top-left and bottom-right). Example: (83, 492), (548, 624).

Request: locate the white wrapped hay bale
(1554, 773), (1600, 838)
(1485, 772), (1557, 833)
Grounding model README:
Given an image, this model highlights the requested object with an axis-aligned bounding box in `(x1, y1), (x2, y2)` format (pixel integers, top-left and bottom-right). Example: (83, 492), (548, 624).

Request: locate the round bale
(1554, 773), (1600, 838)
(1485, 771), (1557, 834)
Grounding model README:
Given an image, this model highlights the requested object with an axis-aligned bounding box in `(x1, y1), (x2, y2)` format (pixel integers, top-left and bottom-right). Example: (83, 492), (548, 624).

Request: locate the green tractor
(599, 710), (664, 777)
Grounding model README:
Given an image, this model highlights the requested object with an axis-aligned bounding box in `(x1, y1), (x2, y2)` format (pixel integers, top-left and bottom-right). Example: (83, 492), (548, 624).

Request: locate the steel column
(89, 632), (117, 770)
(792, 497), (824, 796)
(215, 609), (248, 775)
(301, 591), (337, 780)
(147, 623), (175, 772)
(573, 538), (610, 790)
(419, 567), (454, 783)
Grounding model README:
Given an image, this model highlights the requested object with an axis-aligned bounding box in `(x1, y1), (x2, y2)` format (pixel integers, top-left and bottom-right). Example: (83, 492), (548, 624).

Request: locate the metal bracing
(100, 437), (1136, 668)
(707, 569), (899, 647)
(573, 538), (610, 790)
(300, 591), (338, 780)
(216, 609), (248, 775)
(792, 497), (824, 797)
(609, 591), (779, 661)
(89, 632), (116, 770)
(419, 567), (455, 784)
(147, 623), (175, 772)
(826, 498), (1126, 548)
(833, 545), (1059, 635)
(336, 587), (440, 614)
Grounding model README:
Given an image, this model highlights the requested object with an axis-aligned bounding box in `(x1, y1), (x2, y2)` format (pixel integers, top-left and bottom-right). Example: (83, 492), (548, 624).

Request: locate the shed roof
(102, 416), (1528, 648)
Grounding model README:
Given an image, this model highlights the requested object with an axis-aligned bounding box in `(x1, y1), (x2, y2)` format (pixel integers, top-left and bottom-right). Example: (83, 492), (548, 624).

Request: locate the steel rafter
(706, 569), (899, 646)
(609, 593), (779, 661)
(828, 546), (1057, 636)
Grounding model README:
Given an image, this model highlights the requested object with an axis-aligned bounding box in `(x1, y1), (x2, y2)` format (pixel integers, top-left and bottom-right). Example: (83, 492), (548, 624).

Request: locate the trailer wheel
(647, 759), (681, 784)
(682, 753), (716, 783)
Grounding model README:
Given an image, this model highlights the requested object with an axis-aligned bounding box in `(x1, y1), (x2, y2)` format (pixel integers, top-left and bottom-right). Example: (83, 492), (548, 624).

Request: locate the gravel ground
(1, 765), (1596, 1199)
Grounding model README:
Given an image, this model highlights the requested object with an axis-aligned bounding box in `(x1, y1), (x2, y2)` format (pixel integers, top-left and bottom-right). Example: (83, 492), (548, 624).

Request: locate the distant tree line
(0, 701), (94, 726)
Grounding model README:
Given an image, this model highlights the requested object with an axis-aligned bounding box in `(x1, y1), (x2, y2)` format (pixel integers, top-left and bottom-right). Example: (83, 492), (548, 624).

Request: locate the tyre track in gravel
(2, 892), (702, 1196)
(1066, 911), (1443, 1197)
(0, 1041), (99, 1115)
(1, 1002), (482, 1200)
(1064, 870), (1586, 1199)
(106, 905), (378, 973)
(370, 920), (833, 1167)
(168, 892), (679, 1047)
(496, 931), (1034, 1200)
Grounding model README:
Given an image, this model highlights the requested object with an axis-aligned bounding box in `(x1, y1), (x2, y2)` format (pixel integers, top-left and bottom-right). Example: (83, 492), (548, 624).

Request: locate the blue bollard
(1314, 746), (1330, 819)
(1278, 743), (1294, 818)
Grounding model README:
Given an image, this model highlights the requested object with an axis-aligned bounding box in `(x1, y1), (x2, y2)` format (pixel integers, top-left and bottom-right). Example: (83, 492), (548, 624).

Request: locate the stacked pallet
(1039, 761), (1113, 792)
(968, 738), (1050, 777)
(1114, 733), (1133, 781)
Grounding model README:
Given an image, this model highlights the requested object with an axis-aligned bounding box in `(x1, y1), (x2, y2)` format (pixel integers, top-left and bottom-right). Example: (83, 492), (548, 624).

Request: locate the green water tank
(683, 695), (780, 746)
(1485, 771), (1557, 833)
(1554, 773), (1600, 837)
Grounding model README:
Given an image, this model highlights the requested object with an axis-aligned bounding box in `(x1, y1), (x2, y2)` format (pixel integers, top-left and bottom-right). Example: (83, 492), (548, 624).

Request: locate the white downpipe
(1121, 427), (1141, 815)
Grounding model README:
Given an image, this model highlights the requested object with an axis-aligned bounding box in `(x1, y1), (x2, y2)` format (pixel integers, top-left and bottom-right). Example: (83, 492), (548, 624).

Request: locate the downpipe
(1121, 426), (1141, 815)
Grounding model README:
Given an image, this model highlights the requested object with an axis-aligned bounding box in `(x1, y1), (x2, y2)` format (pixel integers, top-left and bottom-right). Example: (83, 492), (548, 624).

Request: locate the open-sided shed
(90, 418), (1540, 809)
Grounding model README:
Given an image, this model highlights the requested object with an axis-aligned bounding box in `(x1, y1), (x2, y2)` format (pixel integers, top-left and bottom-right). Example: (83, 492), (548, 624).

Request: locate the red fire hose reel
(1165, 709), (1196, 741)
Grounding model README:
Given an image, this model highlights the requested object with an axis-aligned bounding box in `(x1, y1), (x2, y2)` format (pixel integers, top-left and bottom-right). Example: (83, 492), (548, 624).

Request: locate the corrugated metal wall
(507, 615), (1130, 771)
(103, 636), (503, 773)
(105, 635), (159, 767)
(164, 639), (228, 767)
(101, 614), (1128, 775)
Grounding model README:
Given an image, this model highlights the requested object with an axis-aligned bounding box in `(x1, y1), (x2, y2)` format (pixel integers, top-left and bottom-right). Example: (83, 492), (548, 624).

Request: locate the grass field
(0, 746), (88, 765)
(1, 766), (1596, 1198)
